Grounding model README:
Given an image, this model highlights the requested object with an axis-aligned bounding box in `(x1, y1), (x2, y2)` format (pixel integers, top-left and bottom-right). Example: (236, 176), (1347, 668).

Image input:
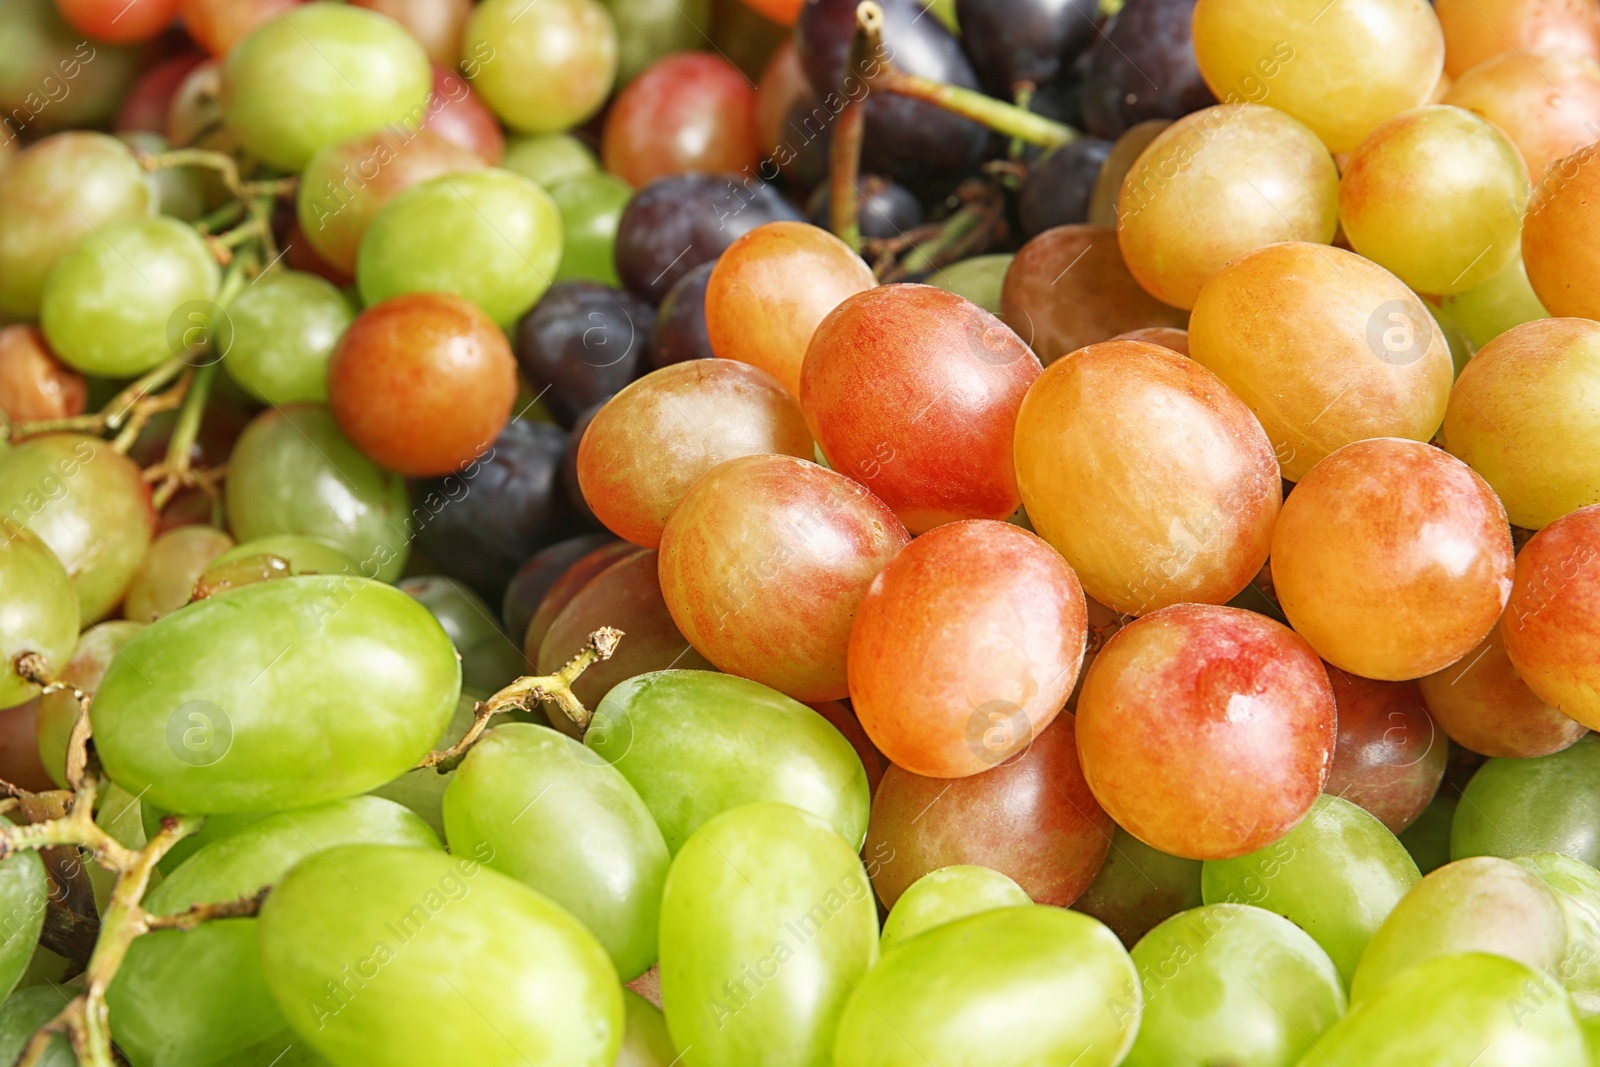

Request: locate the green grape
(603, 0), (711, 84)
(1452, 735), (1600, 868)
(1431, 255), (1548, 353)
(221, 3), (432, 172)
(148, 811), (267, 877)
(927, 255), (1012, 314)
(1350, 856), (1567, 1003)
(39, 216), (219, 378)
(1399, 788), (1458, 875)
(1300, 952), (1585, 1067)
(0, 527), (77, 707)
(123, 524), (234, 623)
(1074, 827), (1205, 948)
(617, 989), (678, 1067)
(367, 695), (477, 839)
(833, 905), (1140, 1067)
(0, 0), (139, 135)
(1514, 852), (1600, 1015)
(223, 271), (355, 407)
(1202, 794), (1419, 987)
(0, 434), (153, 623)
(0, 852), (46, 1002)
(357, 169), (562, 327)
(107, 797), (439, 1067)
(38, 621), (141, 789)
(0, 985), (74, 1067)
(398, 576), (524, 697)
(659, 803), (877, 1067)
(588, 671), (871, 853)
(212, 536), (356, 577)
(879, 865), (1031, 953)
(550, 173), (631, 286)
(119, 132), (205, 223)
(258, 844), (623, 1067)
(499, 133), (598, 187)
(1583, 1011), (1600, 1064)
(92, 574), (460, 813)
(462, 0), (618, 135)
(224, 407), (409, 582)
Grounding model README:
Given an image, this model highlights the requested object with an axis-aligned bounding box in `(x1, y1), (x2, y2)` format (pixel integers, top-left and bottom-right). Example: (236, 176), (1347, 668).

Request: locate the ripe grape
(1513, 851), (1600, 1012)
(0, 527), (78, 708)
(461, 0), (618, 134)
(181, 0), (304, 56)
(422, 66), (506, 164)
(0, 326), (85, 422)
(55, 0), (179, 42)
(514, 281), (655, 427)
(1444, 51), (1600, 179)
(1435, 0), (1600, 78)
(956, 0), (1098, 98)
(608, 0), (714, 83)
(755, 40), (809, 152)
(115, 51), (205, 135)
(212, 536), (353, 576)
(1420, 622), (1587, 758)
(500, 532), (616, 646)
(351, 0), (472, 68)
(123, 525), (234, 623)
(807, 175), (925, 240)
(522, 539), (638, 655)
(0, 853), (45, 1003)
(1072, 828), (1203, 947)
(0, 0), (139, 133)
(1451, 735), (1600, 868)
(1325, 668), (1447, 834)
(550, 173), (633, 286)
(648, 261), (716, 368)
(1082, 0), (1215, 138)
(602, 53), (760, 188)
(1087, 120), (1170, 225)
(878, 866), (1031, 954)
(1018, 138), (1112, 238)
(222, 270), (352, 407)
(1524, 146), (1600, 333)
(500, 132), (598, 187)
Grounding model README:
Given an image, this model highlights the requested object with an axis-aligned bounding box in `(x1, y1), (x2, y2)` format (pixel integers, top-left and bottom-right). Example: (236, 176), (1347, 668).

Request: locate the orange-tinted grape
(1501, 503), (1600, 730)
(1324, 666), (1447, 833)
(754, 40), (808, 155)
(1112, 326), (1189, 354)
(1527, 141), (1600, 309)
(576, 360), (813, 549)
(1187, 241), (1453, 480)
(601, 52), (760, 188)
(181, 0), (304, 55)
(1435, 0), (1600, 78)
(1419, 621), (1588, 758)
(1076, 603), (1337, 860)
(1118, 104), (1339, 309)
(1271, 438), (1514, 680)
(1014, 339), (1281, 616)
(847, 520), (1087, 778)
(350, 0), (472, 67)
(1444, 51), (1600, 180)
(802, 285), (1039, 534)
(422, 66), (505, 165)
(122, 525), (234, 623)
(658, 453), (908, 701)
(56, 0), (180, 42)
(0, 326), (85, 423)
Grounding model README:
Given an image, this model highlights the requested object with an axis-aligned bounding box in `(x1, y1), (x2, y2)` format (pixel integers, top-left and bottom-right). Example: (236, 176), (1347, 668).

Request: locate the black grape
(1019, 137), (1112, 236)
(1081, 0), (1216, 138)
(956, 0), (1101, 98)
(513, 282), (654, 427)
(649, 260), (717, 369)
(807, 175), (925, 240)
(501, 532), (617, 645)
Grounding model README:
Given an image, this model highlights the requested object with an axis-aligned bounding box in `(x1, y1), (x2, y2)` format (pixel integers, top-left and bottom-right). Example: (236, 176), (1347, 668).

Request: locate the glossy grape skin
(399, 576), (524, 697)
(955, 0), (1097, 97)
(1444, 52), (1600, 181)
(847, 521), (1086, 777)
(578, 360), (813, 548)
(649, 261), (717, 368)
(122, 525), (234, 623)
(658, 454), (908, 701)
(423, 66), (506, 164)
(878, 865), (1031, 954)
(225, 406), (410, 582)
(1018, 139), (1112, 238)
(351, 0), (472, 68)
(358, 168), (563, 328)
(463, 0), (616, 134)
(614, 174), (805, 304)
(1015, 340), (1280, 616)
(1516, 851), (1600, 1012)
(260, 844), (622, 1067)
(0, 853), (45, 1002)
(602, 53), (760, 188)
(296, 127), (486, 276)
(707, 221), (875, 401)
(1118, 104), (1338, 309)
(221, 4), (431, 171)
(1187, 242), (1453, 481)
(1420, 623), (1587, 759)
(0, 527), (77, 711)
(588, 671), (870, 852)
(865, 713), (1113, 907)
(500, 132), (598, 187)
(1325, 668), (1447, 834)
(222, 270), (351, 407)
(659, 803), (877, 1067)
(443, 722), (669, 979)
(1202, 794), (1420, 987)
(0, 0), (139, 132)
(1000, 225), (1187, 366)
(1501, 505), (1600, 729)
(514, 282), (654, 427)
(550, 173), (632, 286)
(1079, 0), (1213, 137)
(1087, 120), (1170, 225)
(1072, 828), (1204, 947)
(806, 175), (925, 241)
(1304, 952), (1586, 1067)
(523, 539), (638, 655)
(1192, 0), (1444, 153)
(1450, 735), (1600, 868)
(0, 327), (84, 424)
(1436, 0), (1600, 78)
(833, 906), (1139, 1067)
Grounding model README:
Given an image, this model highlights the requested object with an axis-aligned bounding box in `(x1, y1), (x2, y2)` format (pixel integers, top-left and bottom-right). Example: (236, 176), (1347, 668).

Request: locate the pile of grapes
(0, 0), (1599, 1061)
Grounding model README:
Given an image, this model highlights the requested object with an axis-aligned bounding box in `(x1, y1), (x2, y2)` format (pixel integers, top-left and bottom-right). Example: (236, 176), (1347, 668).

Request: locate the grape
(357, 168), (563, 328)
(999, 225), (1187, 366)
(1325, 667), (1448, 834)
(258, 844), (622, 1067)
(1113, 325), (1189, 354)
(0, 986), (74, 1067)
(1400, 783), (1460, 876)
(514, 281), (655, 427)
(1450, 735), (1600, 868)
(296, 127), (487, 276)
(123, 524), (234, 623)
(833, 906), (1139, 1067)
(587, 670), (870, 852)
(462, 0), (617, 134)
(225, 406), (410, 582)
(878, 865), (1031, 954)
(1072, 828), (1204, 947)
(1443, 318), (1600, 530)
(657, 454), (908, 701)
(1303, 952), (1586, 1067)
(1082, 0), (1213, 137)
(0, 434), (154, 623)
(0, 326), (85, 422)
(443, 722), (669, 979)
(121, 130), (205, 222)
(350, 0), (472, 68)
(399, 576), (525, 697)
(550, 173), (633, 286)
(422, 66), (506, 165)
(0, 133), (152, 319)
(1191, 0), (1444, 153)
(220, 270), (352, 407)
(1087, 120), (1170, 225)
(1444, 52), (1600, 180)
(1516, 851), (1600, 1012)
(808, 699), (886, 792)
(616, 988), (677, 1067)
(1428, 254), (1548, 354)
(212, 536), (355, 576)
(925, 254), (1010, 314)
(806, 175), (925, 240)
(560, 407), (599, 524)
(659, 803), (877, 1067)
(115, 51), (204, 136)
(648, 261), (716, 368)
(1015, 339), (1280, 615)
(1018, 138), (1112, 238)
(499, 132), (598, 187)
(0, 853), (46, 1002)
(606, 0), (713, 83)
(366, 694), (477, 839)
(602, 53), (760, 188)
(56, 0), (179, 41)
(1502, 504), (1600, 729)
(1420, 622), (1587, 759)
(864, 713), (1113, 907)
(1436, 0), (1600, 78)
(1186, 242), (1453, 480)
(955, 0), (1098, 98)
(847, 520), (1086, 776)
(523, 539), (638, 655)
(37, 621), (140, 788)
(221, 3), (432, 171)
(577, 360), (813, 548)
(0, 0), (140, 133)
(707, 221), (875, 400)
(1202, 794), (1420, 986)
(755, 40), (808, 151)
(1272, 439), (1514, 681)
(181, 0), (304, 55)
(1119, 104), (1338, 309)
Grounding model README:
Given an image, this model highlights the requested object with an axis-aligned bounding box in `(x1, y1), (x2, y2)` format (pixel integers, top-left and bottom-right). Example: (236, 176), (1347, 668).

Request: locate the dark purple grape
(1081, 0), (1215, 138)
(614, 173), (805, 303)
(777, 94), (834, 191)
(955, 0), (1101, 98)
(648, 260), (716, 369)
(807, 174), (924, 239)
(797, 0), (987, 185)
(563, 400), (604, 526)
(414, 419), (578, 600)
(500, 531), (617, 645)
(1027, 50), (1090, 131)
(1019, 137), (1112, 236)
(513, 282), (654, 427)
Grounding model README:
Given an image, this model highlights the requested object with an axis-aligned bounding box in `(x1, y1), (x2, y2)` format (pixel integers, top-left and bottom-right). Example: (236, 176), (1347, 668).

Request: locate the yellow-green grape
(880, 866), (1032, 953)
(462, 0), (618, 135)
(1431, 255), (1548, 354)
(0, 528), (77, 708)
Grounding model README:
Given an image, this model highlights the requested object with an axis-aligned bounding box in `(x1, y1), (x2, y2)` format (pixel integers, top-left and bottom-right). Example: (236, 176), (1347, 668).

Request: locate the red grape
(351, 0), (472, 68)
(1501, 503), (1600, 731)
(114, 52), (205, 134)
(523, 540), (640, 659)
(0, 325), (86, 422)
(602, 52), (761, 188)
(55, 0), (180, 41)
(1420, 622), (1588, 758)
(181, 0), (303, 56)
(1324, 666), (1447, 833)
(422, 65), (506, 165)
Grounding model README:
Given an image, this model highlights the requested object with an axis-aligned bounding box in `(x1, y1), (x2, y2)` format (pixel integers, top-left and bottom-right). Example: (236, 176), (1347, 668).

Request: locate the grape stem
(134, 147), (297, 202)
(1, 358), (189, 449)
(826, 6), (875, 251)
(415, 627), (624, 773)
